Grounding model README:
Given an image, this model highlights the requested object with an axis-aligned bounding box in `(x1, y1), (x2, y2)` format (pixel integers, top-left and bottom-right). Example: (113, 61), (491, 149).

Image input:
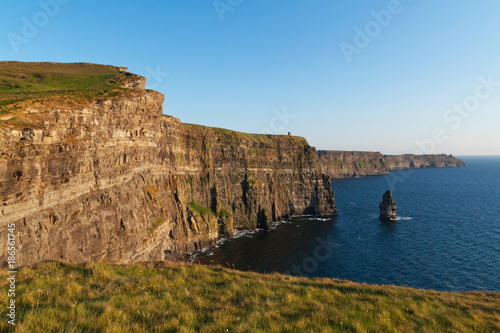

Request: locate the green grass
(0, 62), (129, 93)
(217, 208), (232, 218)
(187, 200), (214, 217)
(182, 122), (309, 147)
(188, 200), (233, 220)
(0, 62), (143, 129)
(0, 262), (498, 332)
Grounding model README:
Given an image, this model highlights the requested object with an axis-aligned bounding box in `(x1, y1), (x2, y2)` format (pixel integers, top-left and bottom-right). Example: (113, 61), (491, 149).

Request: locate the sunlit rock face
(0, 75), (336, 267)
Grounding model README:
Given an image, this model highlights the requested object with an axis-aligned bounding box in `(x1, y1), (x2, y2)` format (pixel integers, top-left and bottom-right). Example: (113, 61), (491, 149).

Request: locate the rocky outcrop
(317, 150), (465, 179)
(379, 190), (397, 219)
(0, 75), (336, 267)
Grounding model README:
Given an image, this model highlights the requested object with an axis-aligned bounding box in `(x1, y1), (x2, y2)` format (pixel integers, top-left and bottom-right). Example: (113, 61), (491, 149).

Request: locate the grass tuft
(187, 200), (214, 217)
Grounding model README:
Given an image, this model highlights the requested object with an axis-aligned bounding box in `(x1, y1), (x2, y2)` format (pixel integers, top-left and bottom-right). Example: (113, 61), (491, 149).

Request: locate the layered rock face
(317, 150), (465, 179)
(0, 81), (336, 267)
(383, 154), (465, 170)
(317, 151), (386, 178)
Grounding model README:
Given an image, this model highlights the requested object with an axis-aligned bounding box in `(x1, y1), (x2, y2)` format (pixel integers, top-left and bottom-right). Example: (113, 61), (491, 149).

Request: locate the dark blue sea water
(193, 156), (500, 292)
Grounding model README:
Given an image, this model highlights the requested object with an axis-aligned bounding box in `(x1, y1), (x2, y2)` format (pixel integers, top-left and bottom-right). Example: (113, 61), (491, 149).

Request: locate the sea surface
(193, 156), (500, 292)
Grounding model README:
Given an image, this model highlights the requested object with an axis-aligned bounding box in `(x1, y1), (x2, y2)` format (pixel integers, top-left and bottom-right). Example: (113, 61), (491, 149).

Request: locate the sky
(1, 0), (499, 155)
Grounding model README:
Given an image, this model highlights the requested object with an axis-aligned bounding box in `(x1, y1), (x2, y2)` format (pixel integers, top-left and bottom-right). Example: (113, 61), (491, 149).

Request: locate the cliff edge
(317, 150), (465, 179)
(0, 62), (336, 267)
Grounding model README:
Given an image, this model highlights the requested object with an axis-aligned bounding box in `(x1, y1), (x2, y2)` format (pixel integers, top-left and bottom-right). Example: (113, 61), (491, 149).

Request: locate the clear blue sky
(2, 0), (499, 155)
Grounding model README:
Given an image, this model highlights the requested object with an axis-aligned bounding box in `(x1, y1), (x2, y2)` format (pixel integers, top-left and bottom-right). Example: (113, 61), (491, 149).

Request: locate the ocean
(193, 156), (500, 292)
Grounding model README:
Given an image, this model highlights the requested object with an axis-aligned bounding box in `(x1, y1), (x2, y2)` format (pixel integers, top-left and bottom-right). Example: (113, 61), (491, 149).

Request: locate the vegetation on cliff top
(182, 122), (310, 147)
(0, 261), (498, 332)
(0, 62), (130, 93)
(0, 62), (142, 128)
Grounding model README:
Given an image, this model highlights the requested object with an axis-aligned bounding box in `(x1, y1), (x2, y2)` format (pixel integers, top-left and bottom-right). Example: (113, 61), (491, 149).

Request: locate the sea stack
(379, 190), (397, 219)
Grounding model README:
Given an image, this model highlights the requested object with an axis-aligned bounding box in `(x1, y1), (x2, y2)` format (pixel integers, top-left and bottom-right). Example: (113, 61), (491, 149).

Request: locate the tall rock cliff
(0, 63), (336, 267)
(317, 151), (387, 178)
(317, 150), (465, 179)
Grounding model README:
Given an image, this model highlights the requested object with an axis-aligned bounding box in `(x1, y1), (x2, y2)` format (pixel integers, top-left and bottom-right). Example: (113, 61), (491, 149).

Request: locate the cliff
(0, 62), (336, 267)
(317, 150), (465, 179)
(383, 154), (466, 170)
(317, 151), (387, 178)
(0, 62), (465, 267)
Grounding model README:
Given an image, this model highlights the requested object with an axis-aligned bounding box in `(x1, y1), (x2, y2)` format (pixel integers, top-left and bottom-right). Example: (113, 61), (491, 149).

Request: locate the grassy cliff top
(1, 261), (498, 332)
(182, 122), (310, 147)
(0, 62), (144, 128)
(0, 62), (134, 93)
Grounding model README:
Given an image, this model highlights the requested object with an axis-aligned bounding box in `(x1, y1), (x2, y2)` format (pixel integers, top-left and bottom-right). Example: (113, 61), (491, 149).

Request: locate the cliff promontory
(317, 150), (465, 179)
(0, 62), (336, 267)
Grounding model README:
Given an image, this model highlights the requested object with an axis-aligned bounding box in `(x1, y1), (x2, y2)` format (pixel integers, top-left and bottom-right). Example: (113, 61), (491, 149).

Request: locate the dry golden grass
(0, 261), (498, 332)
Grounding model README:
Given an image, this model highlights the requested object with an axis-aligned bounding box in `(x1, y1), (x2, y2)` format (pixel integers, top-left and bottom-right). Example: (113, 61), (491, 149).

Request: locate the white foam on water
(233, 229), (258, 239)
(311, 217), (331, 222)
(271, 220), (292, 226)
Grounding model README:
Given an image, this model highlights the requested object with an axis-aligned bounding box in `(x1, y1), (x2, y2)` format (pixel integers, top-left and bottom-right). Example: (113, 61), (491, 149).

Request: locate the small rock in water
(379, 190), (397, 219)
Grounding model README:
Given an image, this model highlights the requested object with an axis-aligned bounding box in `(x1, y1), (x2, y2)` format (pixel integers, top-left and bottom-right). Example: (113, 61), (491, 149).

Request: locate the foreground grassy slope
(1, 262), (498, 332)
